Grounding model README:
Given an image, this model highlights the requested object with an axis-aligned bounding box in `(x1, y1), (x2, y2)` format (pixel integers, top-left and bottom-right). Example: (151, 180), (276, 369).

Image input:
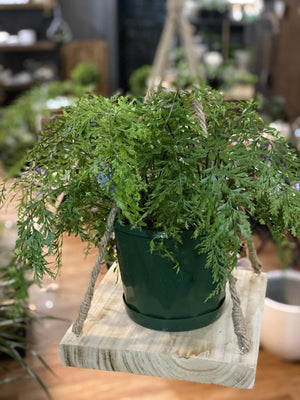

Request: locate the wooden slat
(0, 4), (30, 10)
(59, 265), (267, 389)
(0, 1), (56, 11)
(0, 41), (56, 51)
(61, 40), (109, 97)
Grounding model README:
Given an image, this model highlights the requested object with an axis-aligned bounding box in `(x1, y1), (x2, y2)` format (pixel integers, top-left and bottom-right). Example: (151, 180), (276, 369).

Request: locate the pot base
(123, 295), (226, 332)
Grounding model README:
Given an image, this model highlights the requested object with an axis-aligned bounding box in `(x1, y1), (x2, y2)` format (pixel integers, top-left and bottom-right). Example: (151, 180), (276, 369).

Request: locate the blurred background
(0, 0), (299, 170)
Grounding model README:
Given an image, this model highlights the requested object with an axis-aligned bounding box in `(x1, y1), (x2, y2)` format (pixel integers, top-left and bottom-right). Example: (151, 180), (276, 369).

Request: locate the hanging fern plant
(1, 86), (300, 297)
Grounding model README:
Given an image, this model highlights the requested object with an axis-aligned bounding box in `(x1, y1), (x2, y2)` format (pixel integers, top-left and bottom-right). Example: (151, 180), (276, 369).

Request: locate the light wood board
(59, 265), (267, 389)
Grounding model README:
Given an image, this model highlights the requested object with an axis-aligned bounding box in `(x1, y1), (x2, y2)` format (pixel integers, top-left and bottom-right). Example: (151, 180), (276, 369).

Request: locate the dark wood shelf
(2, 79), (55, 91)
(0, 1), (56, 11)
(0, 41), (56, 51)
(3, 81), (35, 91)
(0, 1), (59, 104)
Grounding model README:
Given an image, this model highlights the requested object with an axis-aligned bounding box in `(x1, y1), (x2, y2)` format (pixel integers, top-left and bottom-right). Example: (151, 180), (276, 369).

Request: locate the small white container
(260, 269), (300, 361)
(18, 29), (36, 46)
(6, 35), (19, 45)
(0, 31), (9, 44)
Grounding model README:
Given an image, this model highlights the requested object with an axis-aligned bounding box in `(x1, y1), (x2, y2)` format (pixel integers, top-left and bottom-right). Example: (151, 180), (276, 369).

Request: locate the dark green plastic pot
(115, 223), (225, 332)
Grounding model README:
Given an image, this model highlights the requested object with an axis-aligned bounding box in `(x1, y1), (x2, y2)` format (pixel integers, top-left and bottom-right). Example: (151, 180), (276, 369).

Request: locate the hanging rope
(247, 240), (262, 274)
(178, 3), (199, 78)
(147, 0), (201, 91)
(72, 202), (118, 336)
(229, 274), (251, 354)
(228, 237), (261, 353)
(232, 238), (261, 354)
(191, 98), (208, 136)
(147, 6), (177, 89)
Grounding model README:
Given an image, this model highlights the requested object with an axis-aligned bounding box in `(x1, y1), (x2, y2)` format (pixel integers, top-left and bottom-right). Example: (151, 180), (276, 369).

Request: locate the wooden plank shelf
(59, 265), (267, 389)
(3, 81), (35, 91)
(0, 41), (56, 51)
(0, 1), (56, 11)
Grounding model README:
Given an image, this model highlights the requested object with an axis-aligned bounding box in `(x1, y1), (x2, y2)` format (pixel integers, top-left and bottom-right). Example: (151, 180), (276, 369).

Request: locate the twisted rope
(147, 0), (179, 90)
(192, 98), (208, 135)
(226, 239), (261, 354)
(178, 5), (200, 79)
(229, 274), (251, 354)
(247, 240), (262, 274)
(72, 202), (118, 336)
(228, 238), (262, 353)
(147, 0), (201, 91)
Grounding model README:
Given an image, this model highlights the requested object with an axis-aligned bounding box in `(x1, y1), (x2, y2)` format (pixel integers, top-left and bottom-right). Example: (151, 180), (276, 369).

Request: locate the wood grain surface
(59, 264), (267, 389)
(61, 40), (109, 97)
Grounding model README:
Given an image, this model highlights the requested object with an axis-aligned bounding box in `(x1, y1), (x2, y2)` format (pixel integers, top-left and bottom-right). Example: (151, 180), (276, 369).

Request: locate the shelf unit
(0, 0), (59, 104)
(2, 81), (43, 92)
(0, 0), (57, 11)
(189, 15), (256, 60)
(0, 41), (56, 52)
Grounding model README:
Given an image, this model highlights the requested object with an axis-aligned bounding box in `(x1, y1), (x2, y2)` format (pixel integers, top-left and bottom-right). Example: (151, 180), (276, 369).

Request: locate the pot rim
(265, 269), (300, 313)
(114, 222), (197, 240)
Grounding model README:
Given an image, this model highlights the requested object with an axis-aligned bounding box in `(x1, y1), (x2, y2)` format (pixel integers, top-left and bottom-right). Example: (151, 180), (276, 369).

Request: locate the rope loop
(72, 202), (118, 336)
(167, 0), (185, 13)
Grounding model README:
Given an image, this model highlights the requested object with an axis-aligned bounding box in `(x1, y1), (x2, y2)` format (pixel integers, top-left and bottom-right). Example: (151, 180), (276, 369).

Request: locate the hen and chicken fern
(1, 87), (300, 296)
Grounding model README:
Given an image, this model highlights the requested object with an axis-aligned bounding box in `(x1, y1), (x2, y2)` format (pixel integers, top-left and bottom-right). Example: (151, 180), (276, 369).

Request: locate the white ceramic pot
(260, 269), (300, 361)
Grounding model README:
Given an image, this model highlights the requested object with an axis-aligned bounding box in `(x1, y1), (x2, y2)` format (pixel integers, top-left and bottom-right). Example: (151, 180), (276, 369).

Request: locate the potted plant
(1, 86), (300, 334)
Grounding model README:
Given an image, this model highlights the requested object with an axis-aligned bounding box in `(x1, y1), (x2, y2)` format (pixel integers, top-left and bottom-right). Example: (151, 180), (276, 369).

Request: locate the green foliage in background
(2, 86), (300, 298)
(258, 95), (288, 123)
(70, 62), (101, 87)
(197, 0), (228, 12)
(0, 224), (53, 398)
(0, 63), (101, 172)
(129, 49), (258, 98)
(128, 65), (152, 97)
(221, 64), (258, 87)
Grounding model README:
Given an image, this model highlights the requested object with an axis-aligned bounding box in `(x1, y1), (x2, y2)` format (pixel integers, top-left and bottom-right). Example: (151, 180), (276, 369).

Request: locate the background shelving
(0, 1), (60, 104)
(0, 41), (56, 51)
(0, 0), (56, 11)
